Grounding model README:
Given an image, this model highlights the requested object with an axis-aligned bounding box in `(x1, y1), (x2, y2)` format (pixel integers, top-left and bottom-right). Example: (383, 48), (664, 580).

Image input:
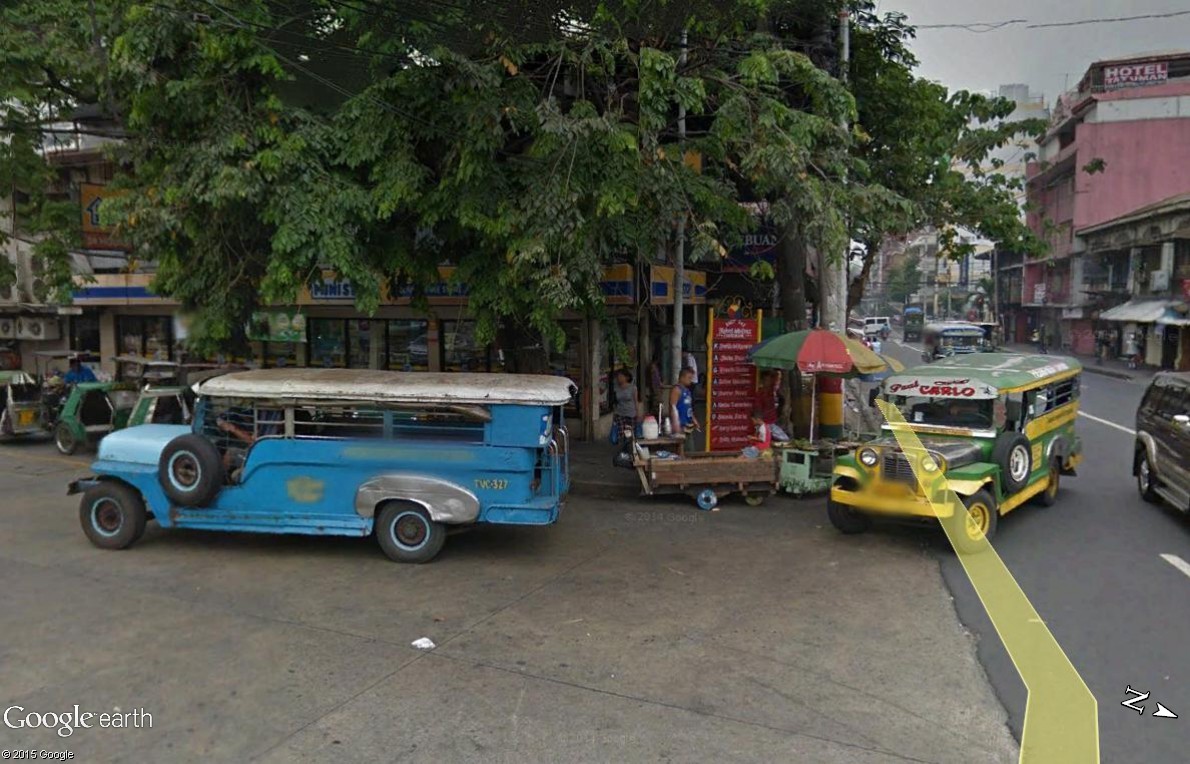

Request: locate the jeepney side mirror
(1174, 413), (1190, 427)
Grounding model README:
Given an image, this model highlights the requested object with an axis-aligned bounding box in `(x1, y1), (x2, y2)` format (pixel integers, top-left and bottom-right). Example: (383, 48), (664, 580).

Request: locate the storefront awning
(1098, 300), (1173, 323)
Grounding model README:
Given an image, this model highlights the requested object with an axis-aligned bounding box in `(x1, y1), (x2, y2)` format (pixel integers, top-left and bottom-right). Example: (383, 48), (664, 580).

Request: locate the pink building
(1024, 52), (1190, 367)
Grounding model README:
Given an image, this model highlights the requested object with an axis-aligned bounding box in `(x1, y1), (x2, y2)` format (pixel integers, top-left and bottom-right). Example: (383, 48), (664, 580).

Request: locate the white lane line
(1160, 554), (1190, 580)
(893, 340), (923, 354)
(1077, 411), (1136, 436)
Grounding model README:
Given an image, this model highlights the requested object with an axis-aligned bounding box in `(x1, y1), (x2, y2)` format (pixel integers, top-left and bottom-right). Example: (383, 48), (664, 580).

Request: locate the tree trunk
(776, 219), (809, 332)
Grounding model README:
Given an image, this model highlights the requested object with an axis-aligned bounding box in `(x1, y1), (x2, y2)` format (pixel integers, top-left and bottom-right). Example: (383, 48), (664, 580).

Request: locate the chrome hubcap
(1139, 459), (1150, 491)
(1010, 447), (1029, 481)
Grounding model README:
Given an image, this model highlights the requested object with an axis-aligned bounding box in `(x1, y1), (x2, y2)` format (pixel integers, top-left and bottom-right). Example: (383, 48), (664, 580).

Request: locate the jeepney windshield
(890, 395), (994, 429)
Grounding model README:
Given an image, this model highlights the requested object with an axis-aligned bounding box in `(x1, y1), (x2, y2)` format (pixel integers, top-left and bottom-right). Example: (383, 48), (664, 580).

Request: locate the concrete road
(885, 339), (1190, 763)
(0, 439), (1016, 762)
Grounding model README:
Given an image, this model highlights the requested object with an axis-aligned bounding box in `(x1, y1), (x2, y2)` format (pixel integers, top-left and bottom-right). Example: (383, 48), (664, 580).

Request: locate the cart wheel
(696, 489), (718, 511)
(743, 493), (765, 507)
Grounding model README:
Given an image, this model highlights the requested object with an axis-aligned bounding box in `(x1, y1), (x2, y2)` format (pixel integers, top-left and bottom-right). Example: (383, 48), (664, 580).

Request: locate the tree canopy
(0, 0), (1046, 354)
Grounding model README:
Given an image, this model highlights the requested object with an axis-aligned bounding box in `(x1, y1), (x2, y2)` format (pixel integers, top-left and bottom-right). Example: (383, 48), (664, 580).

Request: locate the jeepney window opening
(390, 405), (487, 443)
(199, 398), (286, 453)
(293, 405), (386, 440)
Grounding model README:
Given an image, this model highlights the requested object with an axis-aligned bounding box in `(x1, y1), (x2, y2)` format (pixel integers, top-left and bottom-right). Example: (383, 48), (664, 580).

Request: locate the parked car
(829, 353), (1083, 552)
(0, 370), (44, 439)
(69, 369), (576, 563)
(1134, 371), (1190, 513)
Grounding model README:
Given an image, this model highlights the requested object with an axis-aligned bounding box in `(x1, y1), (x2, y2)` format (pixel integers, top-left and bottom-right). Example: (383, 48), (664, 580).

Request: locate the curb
(1080, 366), (1135, 382)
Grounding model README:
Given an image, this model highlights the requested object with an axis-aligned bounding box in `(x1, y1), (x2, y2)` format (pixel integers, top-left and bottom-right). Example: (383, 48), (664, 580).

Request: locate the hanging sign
(706, 299), (762, 452)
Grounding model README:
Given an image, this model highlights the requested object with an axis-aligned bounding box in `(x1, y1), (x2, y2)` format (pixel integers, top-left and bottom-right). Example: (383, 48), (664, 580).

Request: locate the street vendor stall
(748, 329), (901, 496)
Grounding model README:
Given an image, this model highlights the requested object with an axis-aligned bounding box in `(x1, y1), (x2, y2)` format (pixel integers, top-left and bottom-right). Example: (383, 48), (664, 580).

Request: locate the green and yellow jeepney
(828, 353), (1083, 551)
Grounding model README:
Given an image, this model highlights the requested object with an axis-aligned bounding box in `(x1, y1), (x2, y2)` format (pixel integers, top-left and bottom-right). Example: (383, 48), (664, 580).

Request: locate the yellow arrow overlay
(876, 400), (1099, 763)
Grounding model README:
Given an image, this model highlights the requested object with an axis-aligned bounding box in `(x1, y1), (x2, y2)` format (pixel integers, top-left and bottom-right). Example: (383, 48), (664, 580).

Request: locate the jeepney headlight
(858, 448), (879, 468)
(921, 454), (944, 473)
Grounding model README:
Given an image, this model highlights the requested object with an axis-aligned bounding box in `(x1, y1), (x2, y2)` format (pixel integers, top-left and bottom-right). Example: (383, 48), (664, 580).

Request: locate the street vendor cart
(632, 444), (780, 510)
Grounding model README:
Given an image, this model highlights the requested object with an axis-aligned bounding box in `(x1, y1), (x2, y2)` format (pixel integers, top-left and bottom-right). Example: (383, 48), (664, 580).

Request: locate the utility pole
(820, 9), (850, 331)
(670, 29), (688, 383)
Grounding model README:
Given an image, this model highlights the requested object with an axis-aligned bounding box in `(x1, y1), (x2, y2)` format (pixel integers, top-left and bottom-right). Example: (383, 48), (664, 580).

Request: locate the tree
(885, 254), (920, 305)
(1, 0), (1046, 359)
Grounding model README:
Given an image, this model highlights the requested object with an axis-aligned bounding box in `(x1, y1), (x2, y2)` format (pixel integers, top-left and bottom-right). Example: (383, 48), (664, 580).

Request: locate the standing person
(683, 348), (700, 397)
(754, 370), (790, 442)
(611, 370), (641, 443)
(1035, 325), (1048, 354)
(670, 367), (701, 451)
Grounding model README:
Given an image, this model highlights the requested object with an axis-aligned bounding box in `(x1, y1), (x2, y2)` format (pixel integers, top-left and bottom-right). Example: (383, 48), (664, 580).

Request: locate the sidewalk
(1000, 342), (1161, 383)
(569, 439), (644, 499)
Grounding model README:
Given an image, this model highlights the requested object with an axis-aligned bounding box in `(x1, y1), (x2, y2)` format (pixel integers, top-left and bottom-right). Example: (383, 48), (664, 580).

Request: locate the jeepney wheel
(827, 498), (871, 535)
(1036, 458), (1061, 507)
(743, 493), (766, 507)
(948, 490), (998, 554)
(695, 489), (718, 511)
(376, 502), (446, 564)
(79, 481), (147, 550)
(1136, 450), (1160, 504)
(55, 422), (79, 455)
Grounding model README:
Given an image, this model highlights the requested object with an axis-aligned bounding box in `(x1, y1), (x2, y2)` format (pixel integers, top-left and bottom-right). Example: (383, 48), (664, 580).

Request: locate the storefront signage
(650, 266), (707, 305)
(1104, 61), (1169, 90)
(706, 311), (762, 451)
(600, 263), (635, 306)
(248, 310), (307, 343)
(80, 184), (131, 251)
(1032, 283), (1047, 304)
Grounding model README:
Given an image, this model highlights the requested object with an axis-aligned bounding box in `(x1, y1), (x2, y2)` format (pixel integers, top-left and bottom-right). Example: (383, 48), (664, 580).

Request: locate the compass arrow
(1153, 702), (1178, 719)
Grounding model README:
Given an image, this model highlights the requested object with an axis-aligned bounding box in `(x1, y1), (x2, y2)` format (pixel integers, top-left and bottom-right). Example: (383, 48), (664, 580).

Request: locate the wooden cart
(633, 450), (780, 510)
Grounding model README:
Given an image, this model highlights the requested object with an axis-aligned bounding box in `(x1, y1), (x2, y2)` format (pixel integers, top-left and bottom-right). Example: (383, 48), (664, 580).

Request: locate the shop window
(116, 316), (174, 359)
(70, 313), (101, 353)
(348, 320), (373, 369)
(442, 320), (490, 372)
(387, 320), (429, 371)
(263, 342), (302, 368)
(309, 319), (347, 368)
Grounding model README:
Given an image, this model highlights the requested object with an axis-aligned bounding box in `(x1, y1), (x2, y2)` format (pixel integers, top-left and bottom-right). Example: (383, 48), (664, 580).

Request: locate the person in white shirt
(683, 351), (699, 386)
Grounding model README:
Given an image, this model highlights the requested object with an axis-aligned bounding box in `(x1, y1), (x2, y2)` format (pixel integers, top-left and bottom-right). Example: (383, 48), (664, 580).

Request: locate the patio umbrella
(849, 353), (905, 383)
(749, 329), (888, 375)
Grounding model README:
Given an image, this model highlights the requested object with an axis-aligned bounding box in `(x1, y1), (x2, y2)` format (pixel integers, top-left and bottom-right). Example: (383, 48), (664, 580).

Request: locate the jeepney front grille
(881, 452), (916, 484)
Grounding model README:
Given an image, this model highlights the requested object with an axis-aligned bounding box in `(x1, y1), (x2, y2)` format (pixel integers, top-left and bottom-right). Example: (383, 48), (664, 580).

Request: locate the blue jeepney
(69, 369), (575, 563)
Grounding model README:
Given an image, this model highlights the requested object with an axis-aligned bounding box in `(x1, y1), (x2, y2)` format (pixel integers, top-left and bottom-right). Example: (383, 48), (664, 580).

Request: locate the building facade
(1022, 51), (1190, 366)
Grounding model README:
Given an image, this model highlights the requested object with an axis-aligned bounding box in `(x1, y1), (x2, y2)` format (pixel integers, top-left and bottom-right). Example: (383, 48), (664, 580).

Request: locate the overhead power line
(917, 9), (1190, 32)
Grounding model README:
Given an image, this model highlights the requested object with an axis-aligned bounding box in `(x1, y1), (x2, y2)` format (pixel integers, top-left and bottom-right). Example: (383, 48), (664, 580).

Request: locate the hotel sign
(1103, 61), (1169, 90)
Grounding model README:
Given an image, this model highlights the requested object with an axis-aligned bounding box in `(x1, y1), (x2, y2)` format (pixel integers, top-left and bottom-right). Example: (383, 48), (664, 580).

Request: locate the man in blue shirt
(63, 359), (97, 384)
(669, 366), (701, 452)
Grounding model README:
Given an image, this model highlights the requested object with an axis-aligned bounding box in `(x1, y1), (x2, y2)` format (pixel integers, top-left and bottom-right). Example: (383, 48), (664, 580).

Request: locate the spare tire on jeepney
(992, 431), (1032, 495)
(158, 434), (223, 507)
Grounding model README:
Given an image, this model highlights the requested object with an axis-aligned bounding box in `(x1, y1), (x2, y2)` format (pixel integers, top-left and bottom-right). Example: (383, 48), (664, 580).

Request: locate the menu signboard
(706, 313), (762, 451)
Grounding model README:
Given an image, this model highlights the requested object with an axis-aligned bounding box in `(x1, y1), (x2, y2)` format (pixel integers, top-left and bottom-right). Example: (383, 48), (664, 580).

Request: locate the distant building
(1019, 51), (1190, 369)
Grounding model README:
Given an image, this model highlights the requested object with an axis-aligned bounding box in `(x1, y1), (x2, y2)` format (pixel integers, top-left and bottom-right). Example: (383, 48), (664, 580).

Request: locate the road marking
(1077, 412), (1136, 436)
(1159, 554), (1190, 580)
(877, 401), (1099, 763)
(894, 340), (923, 354)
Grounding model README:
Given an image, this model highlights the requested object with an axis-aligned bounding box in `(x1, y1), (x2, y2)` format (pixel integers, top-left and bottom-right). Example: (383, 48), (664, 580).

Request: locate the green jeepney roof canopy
(882, 353), (1082, 399)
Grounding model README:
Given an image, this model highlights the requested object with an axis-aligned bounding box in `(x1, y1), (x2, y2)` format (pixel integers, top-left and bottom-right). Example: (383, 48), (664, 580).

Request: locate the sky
(888, 1), (1190, 103)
